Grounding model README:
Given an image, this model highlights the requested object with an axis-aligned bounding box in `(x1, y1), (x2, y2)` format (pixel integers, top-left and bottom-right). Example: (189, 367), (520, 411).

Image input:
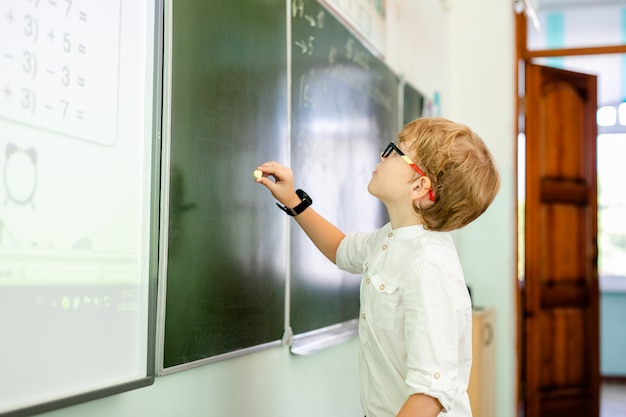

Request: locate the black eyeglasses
(381, 142), (435, 201)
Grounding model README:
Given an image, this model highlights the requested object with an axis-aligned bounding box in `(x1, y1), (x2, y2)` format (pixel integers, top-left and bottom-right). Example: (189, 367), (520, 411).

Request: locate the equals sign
(77, 77), (85, 87)
(79, 11), (87, 22)
(78, 44), (86, 54)
(76, 110), (84, 119)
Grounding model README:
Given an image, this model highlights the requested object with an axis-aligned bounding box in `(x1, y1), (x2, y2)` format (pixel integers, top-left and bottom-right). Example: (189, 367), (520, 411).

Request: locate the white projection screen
(0, 0), (161, 415)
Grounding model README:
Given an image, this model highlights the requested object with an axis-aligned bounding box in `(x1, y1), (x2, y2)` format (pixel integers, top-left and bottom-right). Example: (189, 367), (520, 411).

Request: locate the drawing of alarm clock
(4, 143), (38, 206)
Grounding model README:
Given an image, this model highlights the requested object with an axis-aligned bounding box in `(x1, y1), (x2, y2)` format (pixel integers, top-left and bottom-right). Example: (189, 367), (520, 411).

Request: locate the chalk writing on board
(293, 0), (392, 113)
(0, 0), (122, 145)
(289, 0), (398, 338)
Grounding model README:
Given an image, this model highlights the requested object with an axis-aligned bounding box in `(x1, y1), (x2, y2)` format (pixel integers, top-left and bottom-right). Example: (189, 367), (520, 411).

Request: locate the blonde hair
(398, 117), (500, 231)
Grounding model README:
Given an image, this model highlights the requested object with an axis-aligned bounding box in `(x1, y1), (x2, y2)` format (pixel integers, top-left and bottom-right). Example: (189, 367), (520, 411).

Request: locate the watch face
(297, 189), (312, 204)
(289, 189), (312, 215)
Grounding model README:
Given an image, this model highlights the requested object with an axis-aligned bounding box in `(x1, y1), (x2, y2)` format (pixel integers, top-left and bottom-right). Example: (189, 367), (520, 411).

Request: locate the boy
(255, 117), (500, 417)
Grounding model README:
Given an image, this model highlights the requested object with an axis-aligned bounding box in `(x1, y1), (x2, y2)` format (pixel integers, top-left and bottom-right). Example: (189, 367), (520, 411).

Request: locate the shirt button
(433, 372), (441, 379)
(387, 232), (393, 238)
(365, 278), (371, 284)
(379, 284), (385, 291)
(381, 244), (387, 251)
(362, 313), (366, 320)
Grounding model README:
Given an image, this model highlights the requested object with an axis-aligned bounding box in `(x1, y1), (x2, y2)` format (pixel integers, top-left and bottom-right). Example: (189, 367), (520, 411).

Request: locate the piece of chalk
(253, 169), (263, 179)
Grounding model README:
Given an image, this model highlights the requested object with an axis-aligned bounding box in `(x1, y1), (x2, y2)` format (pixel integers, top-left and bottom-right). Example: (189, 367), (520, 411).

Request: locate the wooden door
(523, 63), (599, 417)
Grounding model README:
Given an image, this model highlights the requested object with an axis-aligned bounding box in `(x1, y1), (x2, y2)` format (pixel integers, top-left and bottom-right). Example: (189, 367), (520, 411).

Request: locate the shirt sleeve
(335, 231), (372, 274)
(402, 253), (471, 412)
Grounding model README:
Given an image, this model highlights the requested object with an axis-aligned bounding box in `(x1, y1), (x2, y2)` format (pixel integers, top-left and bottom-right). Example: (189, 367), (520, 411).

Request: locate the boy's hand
(254, 162), (302, 208)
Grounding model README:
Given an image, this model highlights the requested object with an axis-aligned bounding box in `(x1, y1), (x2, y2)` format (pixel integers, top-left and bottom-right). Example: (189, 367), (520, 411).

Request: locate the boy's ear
(410, 176), (433, 202)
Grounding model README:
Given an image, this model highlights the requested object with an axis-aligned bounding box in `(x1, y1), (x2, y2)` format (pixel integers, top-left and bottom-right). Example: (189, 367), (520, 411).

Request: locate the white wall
(39, 1), (517, 417)
(447, 1), (517, 417)
(386, 0), (450, 103)
(40, 342), (361, 417)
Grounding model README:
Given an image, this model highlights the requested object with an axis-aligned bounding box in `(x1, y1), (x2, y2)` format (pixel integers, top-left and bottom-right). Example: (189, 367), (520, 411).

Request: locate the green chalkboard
(403, 81), (425, 125)
(162, 0), (404, 369)
(289, 0), (401, 335)
(163, 0), (287, 369)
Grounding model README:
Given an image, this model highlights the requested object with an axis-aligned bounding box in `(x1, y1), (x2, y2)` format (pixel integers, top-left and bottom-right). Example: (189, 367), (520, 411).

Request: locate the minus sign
(46, 69), (55, 75)
(45, 105), (53, 110)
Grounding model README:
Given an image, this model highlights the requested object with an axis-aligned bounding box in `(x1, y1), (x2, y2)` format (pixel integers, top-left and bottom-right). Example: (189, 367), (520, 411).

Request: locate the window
(598, 131), (626, 281)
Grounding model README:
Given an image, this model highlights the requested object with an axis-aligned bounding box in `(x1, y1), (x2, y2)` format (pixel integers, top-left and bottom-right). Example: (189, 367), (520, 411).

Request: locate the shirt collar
(384, 223), (429, 240)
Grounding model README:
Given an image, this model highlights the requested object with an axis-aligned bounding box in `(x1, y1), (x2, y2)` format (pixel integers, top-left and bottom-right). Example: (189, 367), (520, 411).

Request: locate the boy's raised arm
(254, 161), (345, 264)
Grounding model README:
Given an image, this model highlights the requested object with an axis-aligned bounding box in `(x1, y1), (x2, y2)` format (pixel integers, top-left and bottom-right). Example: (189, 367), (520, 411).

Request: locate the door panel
(523, 63), (599, 417)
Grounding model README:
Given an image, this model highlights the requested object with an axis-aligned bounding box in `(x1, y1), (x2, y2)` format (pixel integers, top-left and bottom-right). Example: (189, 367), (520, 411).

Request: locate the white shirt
(336, 223), (473, 417)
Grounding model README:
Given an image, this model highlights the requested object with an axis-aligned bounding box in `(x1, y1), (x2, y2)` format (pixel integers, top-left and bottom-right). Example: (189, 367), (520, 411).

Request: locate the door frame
(514, 9), (626, 416)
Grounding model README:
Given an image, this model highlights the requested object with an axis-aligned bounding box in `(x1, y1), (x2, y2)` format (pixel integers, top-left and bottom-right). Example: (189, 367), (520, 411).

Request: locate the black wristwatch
(276, 189), (312, 216)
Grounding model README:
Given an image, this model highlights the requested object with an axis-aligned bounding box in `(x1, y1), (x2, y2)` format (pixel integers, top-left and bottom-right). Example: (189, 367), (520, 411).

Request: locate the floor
(601, 382), (626, 417)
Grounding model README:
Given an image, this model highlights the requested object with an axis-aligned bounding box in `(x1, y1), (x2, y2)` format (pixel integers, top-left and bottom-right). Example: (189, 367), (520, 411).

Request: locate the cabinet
(468, 308), (495, 417)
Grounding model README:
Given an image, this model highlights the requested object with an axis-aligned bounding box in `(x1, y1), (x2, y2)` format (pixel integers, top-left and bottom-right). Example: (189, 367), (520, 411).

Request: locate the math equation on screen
(0, 0), (122, 145)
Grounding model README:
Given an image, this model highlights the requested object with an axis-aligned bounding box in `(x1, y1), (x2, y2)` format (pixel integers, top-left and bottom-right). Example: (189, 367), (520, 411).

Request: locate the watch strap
(276, 189), (312, 216)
